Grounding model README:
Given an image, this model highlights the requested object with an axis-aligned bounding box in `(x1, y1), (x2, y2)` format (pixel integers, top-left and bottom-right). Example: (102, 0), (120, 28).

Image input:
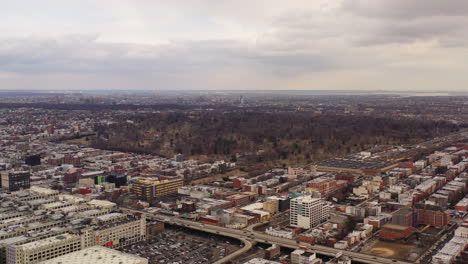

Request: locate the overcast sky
(1, 0), (468, 91)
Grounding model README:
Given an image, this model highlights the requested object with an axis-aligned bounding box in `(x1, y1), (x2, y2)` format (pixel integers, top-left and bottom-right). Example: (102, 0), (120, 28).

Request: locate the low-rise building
(132, 177), (184, 201)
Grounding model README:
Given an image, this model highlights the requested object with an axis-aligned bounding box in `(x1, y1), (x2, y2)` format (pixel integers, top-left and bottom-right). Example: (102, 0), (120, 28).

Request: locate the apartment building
(290, 195), (332, 229)
(414, 204), (451, 228)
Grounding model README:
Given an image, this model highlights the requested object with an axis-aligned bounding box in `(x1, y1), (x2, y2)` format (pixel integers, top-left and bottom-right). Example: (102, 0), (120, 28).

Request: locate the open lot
(362, 241), (416, 260)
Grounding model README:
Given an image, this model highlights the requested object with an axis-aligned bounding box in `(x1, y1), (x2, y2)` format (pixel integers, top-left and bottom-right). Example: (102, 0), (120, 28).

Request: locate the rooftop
(244, 258), (282, 264)
(38, 246), (148, 264)
(88, 199), (116, 208)
(19, 233), (79, 251)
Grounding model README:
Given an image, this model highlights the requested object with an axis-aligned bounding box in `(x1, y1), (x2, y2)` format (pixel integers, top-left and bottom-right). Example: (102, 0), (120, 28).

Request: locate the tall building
(132, 177), (184, 201)
(290, 195), (332, 229)
(1, 171), (31, 191)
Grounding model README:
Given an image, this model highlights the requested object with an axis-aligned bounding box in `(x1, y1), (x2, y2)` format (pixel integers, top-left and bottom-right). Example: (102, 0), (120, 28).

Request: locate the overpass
(143, 213), (412, 264)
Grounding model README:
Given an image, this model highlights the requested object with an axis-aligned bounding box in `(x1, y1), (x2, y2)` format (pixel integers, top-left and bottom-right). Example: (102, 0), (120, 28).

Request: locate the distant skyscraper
(290, 195), (332, 229)
(174, 153), (184, 162)
(239, 95), (245, 105)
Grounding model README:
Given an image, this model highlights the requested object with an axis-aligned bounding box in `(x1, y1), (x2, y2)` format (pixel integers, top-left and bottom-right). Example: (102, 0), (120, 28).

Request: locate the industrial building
(7, 234), (81, 264)
(0, 188), (146, 264)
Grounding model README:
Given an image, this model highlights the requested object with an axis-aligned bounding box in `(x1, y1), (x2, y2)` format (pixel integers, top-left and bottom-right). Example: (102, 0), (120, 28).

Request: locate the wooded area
(91, 111), (462, 166)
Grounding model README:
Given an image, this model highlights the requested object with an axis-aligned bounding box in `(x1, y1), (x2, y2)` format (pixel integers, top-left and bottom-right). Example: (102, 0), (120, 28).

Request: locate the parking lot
(120, 226), (241, 264)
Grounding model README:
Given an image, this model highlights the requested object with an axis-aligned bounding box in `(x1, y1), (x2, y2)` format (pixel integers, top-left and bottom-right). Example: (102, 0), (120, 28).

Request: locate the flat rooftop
(19, 233), (79, 251)
(38, 246), (148, 264)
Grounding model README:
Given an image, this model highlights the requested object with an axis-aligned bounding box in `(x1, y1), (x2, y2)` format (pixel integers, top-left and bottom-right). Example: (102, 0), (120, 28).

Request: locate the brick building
(414, 204), (451, 228)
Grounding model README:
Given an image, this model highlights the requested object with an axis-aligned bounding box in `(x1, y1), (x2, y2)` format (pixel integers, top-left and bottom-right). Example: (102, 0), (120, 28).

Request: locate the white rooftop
(88, 199), (116, 208)
(96, 213), (124, 222)
(38, 246), (148, 264)
(244, 258), (282, 264)
(19, 233), (78, 251)
(29, 186), (59, 196)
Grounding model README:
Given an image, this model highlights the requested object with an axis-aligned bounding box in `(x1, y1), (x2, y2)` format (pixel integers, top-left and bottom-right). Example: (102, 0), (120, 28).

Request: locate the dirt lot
(362, 241), (416, 260)
(63, 135), (95, 146)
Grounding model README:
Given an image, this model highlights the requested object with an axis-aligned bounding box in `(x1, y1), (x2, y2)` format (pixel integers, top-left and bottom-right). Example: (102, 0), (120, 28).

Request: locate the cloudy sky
(1, 0), (468, 91)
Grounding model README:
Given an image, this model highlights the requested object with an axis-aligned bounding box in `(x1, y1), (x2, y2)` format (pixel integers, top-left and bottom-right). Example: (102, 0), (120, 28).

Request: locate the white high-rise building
(290, 195), (332, 229)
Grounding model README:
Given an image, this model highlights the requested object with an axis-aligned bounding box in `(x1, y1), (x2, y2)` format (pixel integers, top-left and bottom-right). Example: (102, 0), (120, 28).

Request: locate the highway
(213, 238), (253, 264)
(145, 213), (413, 264)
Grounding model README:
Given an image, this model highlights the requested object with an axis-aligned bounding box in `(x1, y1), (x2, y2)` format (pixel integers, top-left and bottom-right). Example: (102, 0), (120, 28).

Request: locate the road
(213, 238), (253, 264)
(140, 212), (412, 264)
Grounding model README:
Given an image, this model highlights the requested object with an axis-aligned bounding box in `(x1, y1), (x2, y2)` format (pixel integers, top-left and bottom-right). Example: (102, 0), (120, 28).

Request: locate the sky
(1, 0), (468, 91)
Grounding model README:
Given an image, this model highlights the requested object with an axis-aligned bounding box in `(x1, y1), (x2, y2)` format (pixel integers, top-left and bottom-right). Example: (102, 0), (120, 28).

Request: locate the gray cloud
(341, 0), (468, 46)
(1, 0), (468, 91)
(342, 0), (468, 19)
(0, 35), (340, 80)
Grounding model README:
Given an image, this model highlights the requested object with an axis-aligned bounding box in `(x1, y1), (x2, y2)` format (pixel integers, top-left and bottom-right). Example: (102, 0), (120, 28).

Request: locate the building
(308, 178), (347, 196)
(391, 207), (414, 227)
(82, 213), (146, 249)
(6, 233), (82, 264)
(265, 244), (280, 260)
(263, 199), (279, 214)
(1, 171), (31, 191)
(244, 258), (282, 264)
(290, 195), (332, 229)
(455, 197), (468, 212)
(0, 236), (30, 264)
(379, 224), (418, 241)
(265, 227), (294, 239)
(132, 177), (184, 201)
(5, 213), (146, 264)
(432, 236), (468, 264)
(226, 193), (256, 207)
(291, 249), (322, 264)
(38, 246), (148, 264)
(414, 204), (451, 228)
